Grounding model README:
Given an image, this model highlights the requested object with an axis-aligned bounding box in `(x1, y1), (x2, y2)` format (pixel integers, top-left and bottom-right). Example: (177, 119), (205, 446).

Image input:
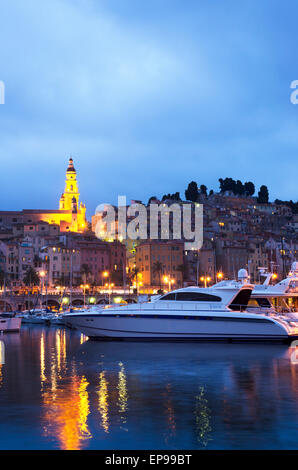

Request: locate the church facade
(0, 158), (87, 233)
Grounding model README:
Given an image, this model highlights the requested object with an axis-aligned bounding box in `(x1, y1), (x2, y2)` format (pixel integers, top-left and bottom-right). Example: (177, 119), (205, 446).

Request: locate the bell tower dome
(61, 157), (80, 211)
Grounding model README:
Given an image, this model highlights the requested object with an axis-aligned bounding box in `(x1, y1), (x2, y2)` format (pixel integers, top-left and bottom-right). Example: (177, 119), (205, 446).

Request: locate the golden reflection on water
(118, 362), (128, 423)
(98, 371), (109, 433)
(42, 375), (92, 450)
(40, 330), (92, 450)
(0, 340), (4, 387)
(35, 335), (298, 449)
(80, 334), (88, 345)
(40, 333), (46, 387)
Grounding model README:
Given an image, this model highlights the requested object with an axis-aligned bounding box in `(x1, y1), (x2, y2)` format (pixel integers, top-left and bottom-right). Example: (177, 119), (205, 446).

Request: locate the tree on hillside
(275, 199), (298, 214)
(219, 178), (237, 194)
(185, 181), (199, 202)
(161, 192), (181, 202)
(244, 181), (255, 197)
(148, 196), (158, 205)
(200, 185), (208, 196)
(235, 180), (245, 196)
(257, 185), (269, 204)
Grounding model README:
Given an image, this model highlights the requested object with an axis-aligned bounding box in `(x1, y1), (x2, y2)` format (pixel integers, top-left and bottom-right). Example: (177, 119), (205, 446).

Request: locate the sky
(0, 0), (297, 217)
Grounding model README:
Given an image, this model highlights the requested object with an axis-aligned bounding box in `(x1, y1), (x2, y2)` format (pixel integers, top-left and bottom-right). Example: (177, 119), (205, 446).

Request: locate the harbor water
(1, 326), (298, 450)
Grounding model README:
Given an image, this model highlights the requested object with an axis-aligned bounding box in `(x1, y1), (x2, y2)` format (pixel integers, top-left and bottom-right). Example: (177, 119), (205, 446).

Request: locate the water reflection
(194, 387), (212, 447)
(117, 362), (128, 424)
(1, 328), (298, 450)
(0, 340), (4, 388)
(38, 328), (92, 449)
(98, 372), (109, 433)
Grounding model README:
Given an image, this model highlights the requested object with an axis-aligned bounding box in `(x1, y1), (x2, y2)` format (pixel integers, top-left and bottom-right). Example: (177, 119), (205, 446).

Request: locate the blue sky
(0, 0), (297, 217)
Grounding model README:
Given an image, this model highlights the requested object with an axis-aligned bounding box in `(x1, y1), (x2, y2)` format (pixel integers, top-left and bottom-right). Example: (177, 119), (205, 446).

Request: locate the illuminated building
(136, 240), (184, 288)
(0, 158), (87, 233)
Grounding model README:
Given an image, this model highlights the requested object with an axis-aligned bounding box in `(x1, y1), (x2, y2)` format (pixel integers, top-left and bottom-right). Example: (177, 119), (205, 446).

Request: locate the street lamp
(80, 284), (89, 308)
(39, 271), (46, 295)
(105, 282), (114, 305)
(102, 271), (109, 290)
(163, 275), (175, 292)
(200, 276), (211, 288)
(216, 272), (223, 281)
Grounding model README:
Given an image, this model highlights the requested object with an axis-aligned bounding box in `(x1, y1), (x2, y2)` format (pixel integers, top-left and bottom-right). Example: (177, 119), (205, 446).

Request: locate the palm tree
(81, 264), (92, 284)
(0, 270), (5, 288)
(23, 267), (40, 287)
(176, 263), (188, 287)
(153, 261), (164, 290)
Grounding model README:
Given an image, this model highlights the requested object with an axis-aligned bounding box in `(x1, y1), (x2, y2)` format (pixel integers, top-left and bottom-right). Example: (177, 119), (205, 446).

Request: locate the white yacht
(250, 262), (298, 321)
(64, 281), (295, 342)
(0, 313), (22, 333)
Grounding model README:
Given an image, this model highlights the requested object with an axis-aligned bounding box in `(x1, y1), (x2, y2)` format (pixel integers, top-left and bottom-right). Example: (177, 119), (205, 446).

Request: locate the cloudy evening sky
(0, 0), (297, 216)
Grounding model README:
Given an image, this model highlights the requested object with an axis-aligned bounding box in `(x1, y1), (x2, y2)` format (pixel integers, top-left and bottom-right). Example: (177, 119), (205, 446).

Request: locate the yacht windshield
(229, 289), (252, 311)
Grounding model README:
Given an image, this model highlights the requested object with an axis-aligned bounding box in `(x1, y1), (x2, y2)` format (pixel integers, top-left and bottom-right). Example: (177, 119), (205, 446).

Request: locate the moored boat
(0, 313), (22, 333)
(64, 282), (295, 342)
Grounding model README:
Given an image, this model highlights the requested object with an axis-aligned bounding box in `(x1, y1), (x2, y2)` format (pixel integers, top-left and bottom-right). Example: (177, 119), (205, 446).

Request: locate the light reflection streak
(194, 387), (212, 447)
(164, 383), (176, 443)
(118, 362), (128, 424)
(40, 333), (46, 387)
(56, 330), (61, 374)
(98, 371), (109, 433)
(78, 376), (91, 439)
(80, 334), (88, 345)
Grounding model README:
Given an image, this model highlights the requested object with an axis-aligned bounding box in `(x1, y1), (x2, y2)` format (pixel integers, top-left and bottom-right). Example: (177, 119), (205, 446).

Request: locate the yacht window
(175, 292), (222, 302)
(160, 293), (176, 301)
(229, 289), (252, 311)
(254, 298), (272, 308)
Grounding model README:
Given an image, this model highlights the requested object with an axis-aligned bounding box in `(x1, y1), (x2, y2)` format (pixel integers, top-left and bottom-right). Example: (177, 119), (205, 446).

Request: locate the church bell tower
(59, 158), (80, 211)
(59, 157), (87, 232)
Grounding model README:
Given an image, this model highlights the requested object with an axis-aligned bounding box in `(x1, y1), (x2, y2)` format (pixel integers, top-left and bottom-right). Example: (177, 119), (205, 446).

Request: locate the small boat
(0, 313), (22, 333)
(63, 281), (296, 342)
(20, 309), (50, 324)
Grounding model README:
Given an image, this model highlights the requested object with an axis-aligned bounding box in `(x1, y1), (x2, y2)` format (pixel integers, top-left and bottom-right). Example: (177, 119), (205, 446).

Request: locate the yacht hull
(64, 311), (289, 342)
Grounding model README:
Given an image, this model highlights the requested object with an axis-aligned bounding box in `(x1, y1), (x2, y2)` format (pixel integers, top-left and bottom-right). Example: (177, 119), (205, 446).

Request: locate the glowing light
(117, 362), (128, 423)
(98, 372), (109, 433)
(78, 376), (91, 439)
